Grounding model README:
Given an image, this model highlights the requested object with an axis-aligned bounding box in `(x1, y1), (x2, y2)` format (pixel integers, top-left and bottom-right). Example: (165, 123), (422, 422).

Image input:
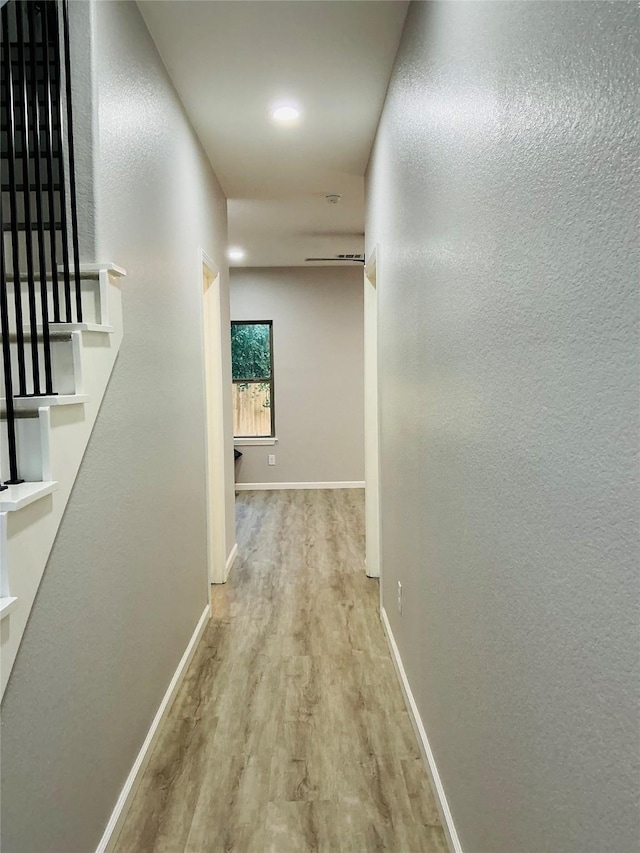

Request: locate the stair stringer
(0, 263), (126, 698)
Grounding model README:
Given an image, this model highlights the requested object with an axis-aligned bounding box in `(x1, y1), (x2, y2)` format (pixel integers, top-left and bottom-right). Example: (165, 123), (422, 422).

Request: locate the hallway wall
(0, 3), (233, 851)
(367, 3), (639, 852)
(230, 266), (364, 486)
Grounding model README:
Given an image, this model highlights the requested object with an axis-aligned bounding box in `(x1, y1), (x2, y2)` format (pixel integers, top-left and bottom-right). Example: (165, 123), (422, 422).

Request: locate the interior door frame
(364, 246), (381, 585)
(200, 249), (227, 586)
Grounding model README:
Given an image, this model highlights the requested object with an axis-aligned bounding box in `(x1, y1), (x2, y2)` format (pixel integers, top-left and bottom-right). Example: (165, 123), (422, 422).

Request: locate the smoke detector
(325, 194), (342, 204)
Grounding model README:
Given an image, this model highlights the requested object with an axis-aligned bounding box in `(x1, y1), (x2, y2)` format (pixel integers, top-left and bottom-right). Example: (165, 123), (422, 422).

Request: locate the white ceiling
(138, 0), (408, 267)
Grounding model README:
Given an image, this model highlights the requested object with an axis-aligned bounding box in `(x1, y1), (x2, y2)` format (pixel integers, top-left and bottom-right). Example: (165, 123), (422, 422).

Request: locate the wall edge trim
(235, 481), (365, 490)
(381, 606), (464, 853)
(224, 542), (238, 582)
(95, 604), (210, 853)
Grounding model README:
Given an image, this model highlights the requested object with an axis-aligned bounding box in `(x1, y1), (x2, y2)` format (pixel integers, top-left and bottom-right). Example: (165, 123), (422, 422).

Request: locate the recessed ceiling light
(228, 247), (246, 262)
(271, 105), (300, 123)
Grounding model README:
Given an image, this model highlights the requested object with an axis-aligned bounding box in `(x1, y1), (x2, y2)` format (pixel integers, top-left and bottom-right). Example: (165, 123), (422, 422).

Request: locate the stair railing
(1, 0), (81, 489)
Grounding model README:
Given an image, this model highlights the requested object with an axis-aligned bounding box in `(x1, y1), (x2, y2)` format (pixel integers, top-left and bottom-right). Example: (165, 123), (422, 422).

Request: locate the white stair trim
(0, 481), (58, 512)
(5, 262), (126, 282)
(30, 323), (114, 334)
(0, 263), (126, 695)
(6, 394), (90, 411)
(68, 262), (126, 278)
(0, 597), (18, 618)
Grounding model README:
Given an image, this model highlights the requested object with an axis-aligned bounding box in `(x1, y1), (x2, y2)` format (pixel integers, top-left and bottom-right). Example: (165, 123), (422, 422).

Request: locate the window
(231, 321), (275, 438)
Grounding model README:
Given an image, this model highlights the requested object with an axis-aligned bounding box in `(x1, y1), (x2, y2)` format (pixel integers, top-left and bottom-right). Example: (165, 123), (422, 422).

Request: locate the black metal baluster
(61, 0), (81, 322)
(1, 2), (27, 397)
(41, 0), (61, 324)
(15, 2), (41, 395)
(0, 9), (20, 487)
(50, 0), (72, 323)
(0, 246), (22, 486)
(0, 197), (7, 489)
(27, 1), (53, 395)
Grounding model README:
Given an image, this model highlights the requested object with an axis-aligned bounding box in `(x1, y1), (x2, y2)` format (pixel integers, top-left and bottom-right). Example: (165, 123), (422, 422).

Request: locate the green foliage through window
(231, 323), (272, 380)
(231, 321), (275, 437)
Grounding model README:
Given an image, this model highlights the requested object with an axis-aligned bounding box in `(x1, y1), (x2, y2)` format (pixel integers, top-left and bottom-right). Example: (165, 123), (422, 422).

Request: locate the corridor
(114, 490), (446, 852)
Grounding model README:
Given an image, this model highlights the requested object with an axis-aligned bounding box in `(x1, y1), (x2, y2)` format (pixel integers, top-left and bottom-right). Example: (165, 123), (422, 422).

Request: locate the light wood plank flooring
(115, 490), (447, 852)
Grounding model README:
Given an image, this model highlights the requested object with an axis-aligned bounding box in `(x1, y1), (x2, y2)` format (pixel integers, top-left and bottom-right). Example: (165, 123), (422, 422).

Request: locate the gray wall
(0, 3), (233, 851)
(231, 267), (364, 485)
(68, 0), (98, 261)
(367, 3), (639, 853)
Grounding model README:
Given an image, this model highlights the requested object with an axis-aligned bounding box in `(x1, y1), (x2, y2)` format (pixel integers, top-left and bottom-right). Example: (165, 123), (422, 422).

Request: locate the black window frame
(231, 320), (276, 439)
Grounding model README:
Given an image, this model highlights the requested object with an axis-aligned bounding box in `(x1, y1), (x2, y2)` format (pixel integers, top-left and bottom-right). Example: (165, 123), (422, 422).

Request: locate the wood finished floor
(115, 490), (447, 853)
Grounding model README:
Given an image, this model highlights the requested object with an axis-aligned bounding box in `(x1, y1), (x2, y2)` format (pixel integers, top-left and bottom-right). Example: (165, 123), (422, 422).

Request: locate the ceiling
(138, 0), (409, 267)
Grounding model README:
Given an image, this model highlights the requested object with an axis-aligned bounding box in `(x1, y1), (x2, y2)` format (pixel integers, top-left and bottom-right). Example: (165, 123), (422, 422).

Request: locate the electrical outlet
(268, 454), (276, 466)
(397, 581), (403, 614)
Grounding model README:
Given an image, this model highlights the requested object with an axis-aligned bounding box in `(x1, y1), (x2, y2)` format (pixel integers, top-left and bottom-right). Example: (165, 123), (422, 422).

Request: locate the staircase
(1, 0), (125, 697)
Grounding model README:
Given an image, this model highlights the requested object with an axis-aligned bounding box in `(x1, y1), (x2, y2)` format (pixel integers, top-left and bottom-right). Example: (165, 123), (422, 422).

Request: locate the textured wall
(367, 2), (639, 852)
(231, 267), (364, 485)
(0, 3), (233, 851)
(68, 0), (97, 260)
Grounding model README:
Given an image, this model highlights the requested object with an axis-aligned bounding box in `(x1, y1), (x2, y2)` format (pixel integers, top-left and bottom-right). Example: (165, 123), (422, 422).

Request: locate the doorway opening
(364, 247), (381, 582)
(201, 251), (228, 585)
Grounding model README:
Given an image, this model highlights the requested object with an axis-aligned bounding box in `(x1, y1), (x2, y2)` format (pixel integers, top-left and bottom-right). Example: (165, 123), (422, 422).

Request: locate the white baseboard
(95, 604), (210, 853)
(381, 607), (463, 853)
(224, 542), (238, 581)
(235, 481), (365, 491)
